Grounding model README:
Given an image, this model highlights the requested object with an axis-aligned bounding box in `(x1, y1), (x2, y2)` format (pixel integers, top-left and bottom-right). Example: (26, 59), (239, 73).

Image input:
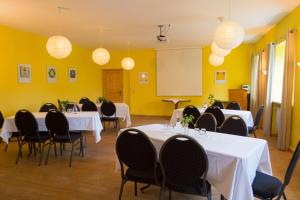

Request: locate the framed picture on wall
(18, 64), (31, 83)
(69, 67), (76, 82)
(47, 66), (57, 83)
(139, 72), (148, 84)
(215, 70), (226, 84)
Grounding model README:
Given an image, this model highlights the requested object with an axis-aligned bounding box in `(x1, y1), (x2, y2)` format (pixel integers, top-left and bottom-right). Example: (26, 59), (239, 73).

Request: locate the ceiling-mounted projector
(157, 24), (170, 42)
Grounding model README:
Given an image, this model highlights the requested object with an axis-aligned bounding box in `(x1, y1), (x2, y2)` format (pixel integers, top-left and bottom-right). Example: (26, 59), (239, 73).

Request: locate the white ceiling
(0, 0), (299, 49)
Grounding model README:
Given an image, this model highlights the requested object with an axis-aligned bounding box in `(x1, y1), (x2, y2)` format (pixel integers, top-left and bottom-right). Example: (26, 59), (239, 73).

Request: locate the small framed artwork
(18, 64), (31, 83)
(215, 70), (226, 84)
(139, 72), (148, 84)
(47, 66), (57, 83)
(69, 68), (76, 82)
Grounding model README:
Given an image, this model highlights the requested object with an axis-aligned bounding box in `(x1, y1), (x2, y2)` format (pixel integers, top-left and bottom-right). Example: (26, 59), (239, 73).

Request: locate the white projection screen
(156, 48), (202, 96)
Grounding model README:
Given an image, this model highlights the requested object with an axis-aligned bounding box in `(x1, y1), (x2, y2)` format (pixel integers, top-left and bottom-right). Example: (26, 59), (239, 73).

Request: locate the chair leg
(253, 130), (257, 138)
(221, 195), (226, 200)
(54, 142), (57, 157)
(16, 142), (24, 164)
(45, 143), (52, 165)
(140, 184), (151, 193)
(4, 144), (8, 152)
(60, 143), (63, 156)
(118, 180), (126, 200)
(283, 192), (287, 200)
(169, 190), (172, 200)
(159, 187), (164, 200)
(39, 142), (45, 166)
(69, 143), (74, 167)
(81, 137), (84, 157)
(134, 182), (138, 196)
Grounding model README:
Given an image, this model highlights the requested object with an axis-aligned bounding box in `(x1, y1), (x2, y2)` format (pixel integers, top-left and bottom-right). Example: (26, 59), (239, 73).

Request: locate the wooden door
(228, 89), (248, 110)
(102, 69), (123, 102)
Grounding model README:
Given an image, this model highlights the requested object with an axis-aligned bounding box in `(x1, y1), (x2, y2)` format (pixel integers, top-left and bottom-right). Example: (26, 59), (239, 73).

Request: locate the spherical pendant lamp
(209, 54), (224, 66)
(92, 48), (110, 65)
(211, 42), (231, 56)
(214, 21), (245, 50)
(121, 57), (135, 70)
(46, 35), (72, 59)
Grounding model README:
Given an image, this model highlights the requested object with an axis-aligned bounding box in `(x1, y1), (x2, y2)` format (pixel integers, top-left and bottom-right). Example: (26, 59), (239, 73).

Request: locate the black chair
(204, 106), (225, 127)
(226, 101), (241, 110)
(218, 115), (248, 137)
(82, 101), (98, 111)
(100, 101), (119, 130)
(249, 106), (264, 138)
(79, 97), (90, 104)
(212, 100), (224, 109)
(65, 103), (80, 112)
(15, 110), (50, 165)
(159, 135), (211, 200)
(116, 128), (161, 199)
(0, 111), (4, 144)
(195, 113), (217, 132)
(182, 105), (201, 128)
(39, 103), (58, 112)
(57, 99), (63, 111)
(45, 110), (83, 167)
(252, 140), (300, 200)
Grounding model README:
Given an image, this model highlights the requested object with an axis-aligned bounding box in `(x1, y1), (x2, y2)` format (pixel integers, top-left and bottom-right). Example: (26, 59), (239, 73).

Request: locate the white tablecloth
(170, 107), (254, 127)
(117, 124), (272, 200)
(78, 103), (131, 127)
(0, 112), (103, 144)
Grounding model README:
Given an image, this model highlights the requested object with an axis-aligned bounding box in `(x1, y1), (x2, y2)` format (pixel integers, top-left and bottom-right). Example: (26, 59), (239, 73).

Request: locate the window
(271, 41), (286, 103)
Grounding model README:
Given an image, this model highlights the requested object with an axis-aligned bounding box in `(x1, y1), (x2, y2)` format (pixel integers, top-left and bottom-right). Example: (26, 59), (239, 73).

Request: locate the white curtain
(263, 43), (276, 137)
(250, 53), (260, 116)
(277, 30), (296, 150)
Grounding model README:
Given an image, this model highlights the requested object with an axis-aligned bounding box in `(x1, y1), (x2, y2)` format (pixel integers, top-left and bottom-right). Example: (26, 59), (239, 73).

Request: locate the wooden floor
(0, 115), (299, 200)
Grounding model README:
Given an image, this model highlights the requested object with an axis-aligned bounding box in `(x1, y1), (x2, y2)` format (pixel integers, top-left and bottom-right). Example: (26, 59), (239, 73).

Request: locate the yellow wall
(103, 44), (252, 116)
(254, 5), (300, 150)
(0, 25), (102, 116)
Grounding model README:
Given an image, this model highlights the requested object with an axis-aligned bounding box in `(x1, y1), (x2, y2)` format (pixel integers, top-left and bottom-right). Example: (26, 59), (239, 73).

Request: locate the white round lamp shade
(121, 57), (135, 70)
(211, 42), (231, 56)
(46, 35), (72, 59)
(214, 21), (245, 50)
(209, 54), (224, 66)
(92, 48), (110, 65)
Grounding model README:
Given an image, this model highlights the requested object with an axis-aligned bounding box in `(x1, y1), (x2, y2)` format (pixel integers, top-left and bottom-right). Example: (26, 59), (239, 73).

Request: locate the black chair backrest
(218, 115), (248, 136)
(116, 128), (157, 171)
(195, 113), (217, 132)
(284, 140), (300, 186)
(15, 109), (38, 137)
(82, 101), (98, 111)
(183, 105), (201, 128)
(45, 110), (70, 137)
(254, 106), (264, 127)
(159, 135), (208, 186)
(212, 100), (224, 109)
(79, 97), (90, 104)
(39, 103), (58, 112)
(226, 101), (241, 110)
(0, 111), (4, 129)
(101, 101), (116, 116)
(204, 106), (225, 127)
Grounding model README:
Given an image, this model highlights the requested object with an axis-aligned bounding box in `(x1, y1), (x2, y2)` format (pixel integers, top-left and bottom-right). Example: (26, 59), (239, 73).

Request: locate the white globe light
(46, 35), (72, 59)
(209, 54), (224, 66)
(92, 48), (110, 65)
(214, 21), (245, 50)
(211, 42), (231, 56)
(121, 57), (135, 70)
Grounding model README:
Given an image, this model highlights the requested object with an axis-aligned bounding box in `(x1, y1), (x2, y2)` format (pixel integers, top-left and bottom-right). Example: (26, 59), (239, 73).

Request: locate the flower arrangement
(181, 114), (194, 127)
(208, 94), (215, 106)
(98, 97), (108, 103)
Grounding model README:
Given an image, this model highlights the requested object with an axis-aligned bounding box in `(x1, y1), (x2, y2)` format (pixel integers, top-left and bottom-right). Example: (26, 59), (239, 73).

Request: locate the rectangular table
(78, 103), (131, 127)
(170, 107), (254, 127)
(0, 112), (103, 144)
(117, 124), (272, 200)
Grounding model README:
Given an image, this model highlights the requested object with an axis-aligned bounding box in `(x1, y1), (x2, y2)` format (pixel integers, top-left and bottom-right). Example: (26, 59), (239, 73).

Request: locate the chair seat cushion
(126, 164), (162, 184)
(24, 132), (50, 142)
(101, 116), (118, 121)
(252, 171), (283, 199)
(53, 132), (82, 143)
(166, 179), (211, 196)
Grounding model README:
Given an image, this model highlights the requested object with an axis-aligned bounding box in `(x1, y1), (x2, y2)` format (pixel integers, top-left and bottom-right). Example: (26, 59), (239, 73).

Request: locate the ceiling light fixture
(211, 42), (231, 57)
(209, 54), (224, 66)
(92, 28), (110, 65)
(121, 42), (135, 70)
(46, 6), (72, 59)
